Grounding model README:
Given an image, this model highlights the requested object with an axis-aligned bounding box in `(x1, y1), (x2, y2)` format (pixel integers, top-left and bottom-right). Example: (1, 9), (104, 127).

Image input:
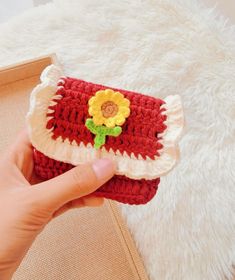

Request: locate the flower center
(101, 101), (118, 118)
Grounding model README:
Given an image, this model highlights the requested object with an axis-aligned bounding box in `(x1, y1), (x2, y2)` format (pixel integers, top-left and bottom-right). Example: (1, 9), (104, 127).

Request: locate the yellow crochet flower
(88, 89), (130, 128)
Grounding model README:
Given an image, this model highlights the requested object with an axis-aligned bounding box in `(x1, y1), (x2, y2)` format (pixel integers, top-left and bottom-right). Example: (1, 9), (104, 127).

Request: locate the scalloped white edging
(27, 64), (184, 180)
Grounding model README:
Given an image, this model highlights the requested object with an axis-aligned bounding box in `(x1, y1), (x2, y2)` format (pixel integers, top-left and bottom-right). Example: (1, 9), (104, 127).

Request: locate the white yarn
(27, 64), (184, 180)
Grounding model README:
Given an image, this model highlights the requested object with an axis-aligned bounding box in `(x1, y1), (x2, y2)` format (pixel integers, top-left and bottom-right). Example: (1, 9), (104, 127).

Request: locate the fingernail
(92, 158), (116, 183)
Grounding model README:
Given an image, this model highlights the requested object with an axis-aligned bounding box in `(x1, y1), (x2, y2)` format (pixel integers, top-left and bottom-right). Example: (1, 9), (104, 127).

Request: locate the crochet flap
(27, 65), (184, 180)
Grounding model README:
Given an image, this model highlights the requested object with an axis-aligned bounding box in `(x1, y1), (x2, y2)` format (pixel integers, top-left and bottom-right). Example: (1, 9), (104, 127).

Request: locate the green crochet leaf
(85, 118), (122, 149)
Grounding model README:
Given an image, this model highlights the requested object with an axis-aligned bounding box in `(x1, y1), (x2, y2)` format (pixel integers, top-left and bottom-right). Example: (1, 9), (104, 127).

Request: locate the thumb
(34, 158), (115, 210)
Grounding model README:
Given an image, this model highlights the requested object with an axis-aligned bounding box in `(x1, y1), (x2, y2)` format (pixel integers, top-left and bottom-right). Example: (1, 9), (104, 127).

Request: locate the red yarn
(46, 77), (167, 159)
(34, 150), (159, 205)
(33, 76), (168, 204)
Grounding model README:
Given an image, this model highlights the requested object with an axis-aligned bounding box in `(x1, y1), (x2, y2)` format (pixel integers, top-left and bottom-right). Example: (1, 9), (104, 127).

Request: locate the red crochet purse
(27, 65), (184, 205)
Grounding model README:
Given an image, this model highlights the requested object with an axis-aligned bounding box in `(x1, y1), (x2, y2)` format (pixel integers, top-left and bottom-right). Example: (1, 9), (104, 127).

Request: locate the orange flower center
(101, 101), (118, 118)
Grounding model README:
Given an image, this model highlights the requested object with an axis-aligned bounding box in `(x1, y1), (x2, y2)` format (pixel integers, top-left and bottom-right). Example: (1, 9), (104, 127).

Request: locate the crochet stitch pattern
(36, 76), (166, 204)
(85, 118), (122, 149)
(46, 77), (167, 160)
(34, 150), (160, 205)
(28, 65), (184, 205)
(88, 89), (130, 128)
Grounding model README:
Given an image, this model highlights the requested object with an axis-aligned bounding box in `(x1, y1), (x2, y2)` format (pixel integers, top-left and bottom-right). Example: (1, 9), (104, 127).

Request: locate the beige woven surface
(0, 63), (149, 280)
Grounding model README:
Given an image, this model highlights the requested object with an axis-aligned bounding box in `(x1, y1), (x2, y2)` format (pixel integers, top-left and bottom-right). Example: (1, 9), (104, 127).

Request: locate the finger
(8, 129), (32, 160)
(33, 158), (115, 210)
(82, 195), (104, 207)
(2, 129), (34, 181)
(0, 130), (34, 187)
(52, 196), (104, 218)
(52, 198), (85, 218)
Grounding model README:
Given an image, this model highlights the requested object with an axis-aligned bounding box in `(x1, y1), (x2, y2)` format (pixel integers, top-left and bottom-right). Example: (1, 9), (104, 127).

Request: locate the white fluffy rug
(0, 0), (235, 279)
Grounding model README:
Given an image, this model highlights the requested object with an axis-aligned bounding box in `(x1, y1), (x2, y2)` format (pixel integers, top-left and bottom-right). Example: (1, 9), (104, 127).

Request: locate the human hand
(0, 130), (115, 280)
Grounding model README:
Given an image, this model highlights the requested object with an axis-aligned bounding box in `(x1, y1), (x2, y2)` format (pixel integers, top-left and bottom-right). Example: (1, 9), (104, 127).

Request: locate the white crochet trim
(27, 64), (184, 180)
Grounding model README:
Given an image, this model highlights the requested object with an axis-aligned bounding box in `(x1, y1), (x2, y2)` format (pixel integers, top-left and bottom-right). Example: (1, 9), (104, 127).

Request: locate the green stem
(94, 133), (106, 149)
(85, 118), (122, 149)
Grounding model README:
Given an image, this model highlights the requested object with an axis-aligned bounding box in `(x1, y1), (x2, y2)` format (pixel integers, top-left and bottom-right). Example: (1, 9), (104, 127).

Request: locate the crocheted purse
(27, 65), (184, 205)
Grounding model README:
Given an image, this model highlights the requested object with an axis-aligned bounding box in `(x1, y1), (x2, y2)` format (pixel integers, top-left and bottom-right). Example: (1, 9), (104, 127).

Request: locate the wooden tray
(0, 55), (149, 280)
